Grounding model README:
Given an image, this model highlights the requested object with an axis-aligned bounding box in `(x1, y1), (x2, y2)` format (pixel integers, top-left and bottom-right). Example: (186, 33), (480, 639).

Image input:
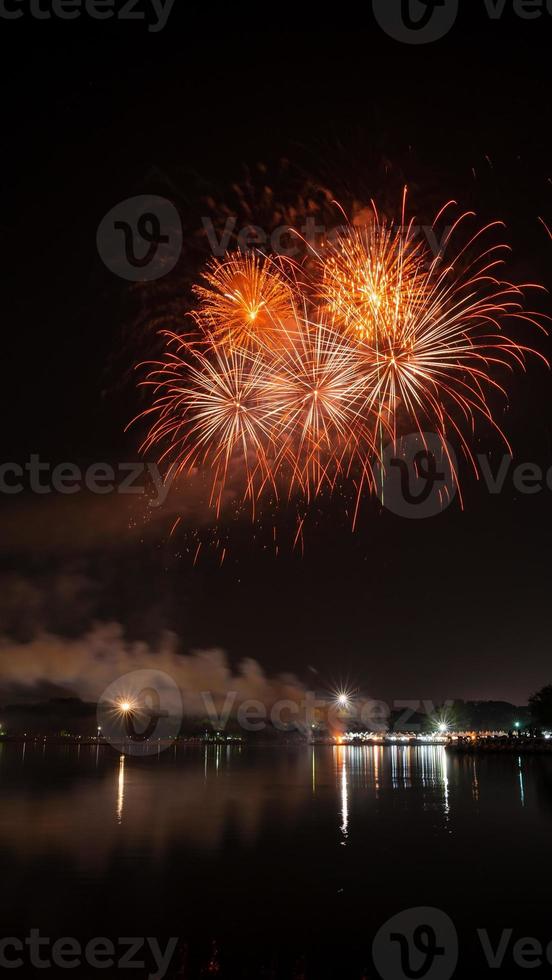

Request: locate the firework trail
(254, 313), (377, 500)
(131, 195), (548, 535)
(132, 332), (277, 516)
(321, 203), (548, 470)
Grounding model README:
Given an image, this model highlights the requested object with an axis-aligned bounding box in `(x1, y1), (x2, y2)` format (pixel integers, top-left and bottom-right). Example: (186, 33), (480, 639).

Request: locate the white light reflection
(441, 748), (450, 819)
(373, 745), (381, 797)
(403, 747), (412, 789)
(391, 745), (399, 788)
(471, 757), (480, 803)
(117, 755), (125, 824)
(391, 746), (412, 789)
(336, 748), (348, 843)
(518, 756), (525, 808)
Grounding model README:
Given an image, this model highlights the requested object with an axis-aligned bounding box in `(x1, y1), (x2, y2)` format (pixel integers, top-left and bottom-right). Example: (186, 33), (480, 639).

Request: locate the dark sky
(1, 10), (552, 705)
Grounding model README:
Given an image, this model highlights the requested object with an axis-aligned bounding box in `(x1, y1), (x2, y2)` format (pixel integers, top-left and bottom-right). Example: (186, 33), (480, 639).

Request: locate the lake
(1, 742), (551, 977)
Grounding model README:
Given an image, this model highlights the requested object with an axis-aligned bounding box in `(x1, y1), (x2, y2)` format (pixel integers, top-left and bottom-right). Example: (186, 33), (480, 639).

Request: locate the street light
(117, 699), (136, 715)
(333, 688), (354, 711)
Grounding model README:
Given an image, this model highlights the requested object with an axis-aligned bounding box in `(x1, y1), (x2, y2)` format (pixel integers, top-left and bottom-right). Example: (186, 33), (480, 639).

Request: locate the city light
(332, 687), (355, 712)
(117, 699), (136, 715)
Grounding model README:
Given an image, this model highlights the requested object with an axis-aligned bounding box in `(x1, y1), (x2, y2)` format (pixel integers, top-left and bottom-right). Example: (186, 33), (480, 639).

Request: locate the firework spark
(132, 197), (548, 537)
(343, 208), (549, 466)
(133, 332), (278, 514)
(255, 313), (377, 499)
(317, 204), (428, 343)
(192, 251), (297, 349)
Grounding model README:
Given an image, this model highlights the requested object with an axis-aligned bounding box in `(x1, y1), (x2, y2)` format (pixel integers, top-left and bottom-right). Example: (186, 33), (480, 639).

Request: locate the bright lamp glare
(117, 700), (135, 714)
(334, 690), (353, 710)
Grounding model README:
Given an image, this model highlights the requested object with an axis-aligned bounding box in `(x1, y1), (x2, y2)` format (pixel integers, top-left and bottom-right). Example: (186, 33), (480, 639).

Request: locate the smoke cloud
(0, 622), (306, 716)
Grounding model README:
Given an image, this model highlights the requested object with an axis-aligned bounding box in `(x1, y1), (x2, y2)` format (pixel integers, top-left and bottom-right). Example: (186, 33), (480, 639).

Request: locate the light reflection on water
(332, 744), (450, 844)
(0, 743), (522, 859)
(116, 754), (125, 824)
(1, 740), (551, 952)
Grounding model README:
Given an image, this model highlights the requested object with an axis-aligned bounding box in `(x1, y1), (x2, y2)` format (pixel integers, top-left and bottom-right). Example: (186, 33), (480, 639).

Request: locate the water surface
(1, 742), (551, 976)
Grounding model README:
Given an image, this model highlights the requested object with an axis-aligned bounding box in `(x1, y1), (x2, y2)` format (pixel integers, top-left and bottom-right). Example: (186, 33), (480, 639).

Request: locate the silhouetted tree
(529, 685), (552, 730)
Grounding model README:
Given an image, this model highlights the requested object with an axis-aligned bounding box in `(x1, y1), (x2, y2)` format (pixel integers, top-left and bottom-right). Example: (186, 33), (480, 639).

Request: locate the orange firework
(134, 332), (277, 514)
(132, 196), (548, 532)
(132, 316), (377, 512)
(317, 201), (428, 342)
(192, 251), (297, 349)
(256, 313), (376, 498)
(350, 208), (549, 466)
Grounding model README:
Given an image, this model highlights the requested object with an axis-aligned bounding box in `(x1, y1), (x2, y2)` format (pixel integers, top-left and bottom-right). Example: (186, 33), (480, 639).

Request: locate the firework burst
(192, 251), (297, 349)
(345, 209), (549, 465)
(131, 195), (548, 539)
(256, 314), (377, 499)
(317, 206), (428, 343)
(133, 332), (278, 515)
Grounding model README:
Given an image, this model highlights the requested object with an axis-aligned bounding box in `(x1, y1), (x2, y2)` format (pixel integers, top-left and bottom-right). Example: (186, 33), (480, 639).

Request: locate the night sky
(2, 11), (552, 705)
